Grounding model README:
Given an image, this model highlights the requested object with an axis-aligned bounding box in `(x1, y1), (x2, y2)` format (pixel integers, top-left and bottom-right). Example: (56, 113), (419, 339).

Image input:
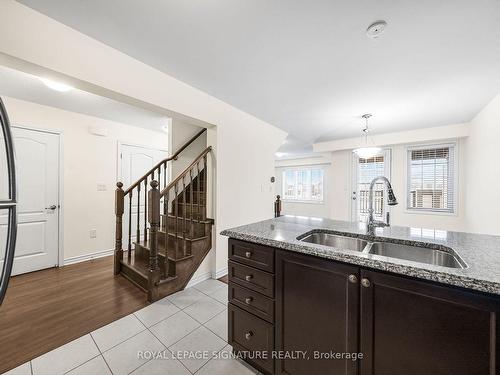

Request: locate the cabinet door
(360, 269), (499, 375)
(276, 250), (359, 375)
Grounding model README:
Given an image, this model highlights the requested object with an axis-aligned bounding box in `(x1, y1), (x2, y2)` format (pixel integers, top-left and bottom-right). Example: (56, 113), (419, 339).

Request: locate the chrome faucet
(367, 176), (398, 235)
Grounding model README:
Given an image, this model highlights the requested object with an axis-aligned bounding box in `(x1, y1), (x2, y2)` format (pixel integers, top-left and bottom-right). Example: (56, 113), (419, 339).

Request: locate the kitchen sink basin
(298, 230), (467, 269)
(366, 242), (467, 269)
(300, 232), (368, 252)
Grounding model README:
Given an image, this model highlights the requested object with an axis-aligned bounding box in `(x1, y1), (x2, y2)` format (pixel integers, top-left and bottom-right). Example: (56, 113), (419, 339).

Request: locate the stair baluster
(144, 177), (148, 243)
(195, 163), (200, 220)
(182, 176), (187, 257)
(164, 190), (169, 276)
(202, 155), (207, 221)
(147, 180), (160, 301)
(128, 190), (132, 260)
(114, 182), (124, 275)
(136, 184), (141, 242)
(189, 170), (194, 243)
(174, 183), (179, 259)
(163, 166), (168, 215)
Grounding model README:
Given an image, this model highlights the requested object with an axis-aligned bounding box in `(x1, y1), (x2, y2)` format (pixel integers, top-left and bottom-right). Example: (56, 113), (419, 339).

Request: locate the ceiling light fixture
(275, 152), (286, 158)
(366, 20), (387, 39)
(353, 114), (382, 159)
(39, 77), (74, 92)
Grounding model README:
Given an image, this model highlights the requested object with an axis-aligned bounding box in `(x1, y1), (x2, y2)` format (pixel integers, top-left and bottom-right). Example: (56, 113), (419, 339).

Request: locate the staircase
(113, 129), (214, 302)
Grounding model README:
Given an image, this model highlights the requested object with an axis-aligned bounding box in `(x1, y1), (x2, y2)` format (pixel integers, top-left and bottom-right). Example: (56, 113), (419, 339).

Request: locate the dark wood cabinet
(228, 239), (500, 375)
(228, 304), (275, 374)
(229, 282), (275, 323)
(229, 260), (275, 297)
(228, 239), (276, 375)
(359, 269), (499, 375)
(275, 250), (359, 375)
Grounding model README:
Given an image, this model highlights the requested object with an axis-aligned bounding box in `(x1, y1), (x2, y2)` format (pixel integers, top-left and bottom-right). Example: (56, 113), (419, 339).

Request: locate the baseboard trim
(213, 267), (228, 279)
(186, 271), (212, 288)
(64, 248), (114, 266)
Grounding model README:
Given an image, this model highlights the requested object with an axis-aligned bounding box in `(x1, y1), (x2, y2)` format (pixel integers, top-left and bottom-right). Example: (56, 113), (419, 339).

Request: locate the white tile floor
(3, 279), (260, 375)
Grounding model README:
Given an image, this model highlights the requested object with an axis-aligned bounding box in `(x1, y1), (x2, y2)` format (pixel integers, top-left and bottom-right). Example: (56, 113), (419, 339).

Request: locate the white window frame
(281, 166), (325, 204)
(405, 142), (458, 215)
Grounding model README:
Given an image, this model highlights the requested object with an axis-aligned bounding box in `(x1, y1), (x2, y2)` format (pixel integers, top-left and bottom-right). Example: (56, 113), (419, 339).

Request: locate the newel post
(274, 195), (282, 218)
(114, 182), (124, 275)
(147, 180), (161, 301)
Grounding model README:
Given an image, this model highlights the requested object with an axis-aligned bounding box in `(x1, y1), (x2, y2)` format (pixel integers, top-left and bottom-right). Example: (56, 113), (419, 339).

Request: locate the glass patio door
(351, 150), (391, 223)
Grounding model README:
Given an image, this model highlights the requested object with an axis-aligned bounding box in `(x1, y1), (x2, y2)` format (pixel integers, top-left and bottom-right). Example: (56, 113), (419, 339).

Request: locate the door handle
(45, 205), (57, 210)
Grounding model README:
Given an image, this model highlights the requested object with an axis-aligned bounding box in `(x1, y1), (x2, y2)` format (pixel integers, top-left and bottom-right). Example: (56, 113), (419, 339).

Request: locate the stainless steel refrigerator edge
(0, 97), (17, 305)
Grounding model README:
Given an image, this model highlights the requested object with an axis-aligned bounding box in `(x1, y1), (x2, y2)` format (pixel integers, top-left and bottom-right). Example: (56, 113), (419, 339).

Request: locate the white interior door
(351, 149), (392, 223)
(120, 144), (168, 246)
(0, 127), (60, 275)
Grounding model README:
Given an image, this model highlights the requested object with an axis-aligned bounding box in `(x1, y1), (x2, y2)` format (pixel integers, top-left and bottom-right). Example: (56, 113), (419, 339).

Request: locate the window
(282, 167), (324, 202)
(407, 144), (456, 213)
(352, 150), (391, 222)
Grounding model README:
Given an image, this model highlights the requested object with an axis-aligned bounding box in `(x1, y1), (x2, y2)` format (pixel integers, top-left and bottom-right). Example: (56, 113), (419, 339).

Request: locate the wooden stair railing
(114, 129), (213, 302)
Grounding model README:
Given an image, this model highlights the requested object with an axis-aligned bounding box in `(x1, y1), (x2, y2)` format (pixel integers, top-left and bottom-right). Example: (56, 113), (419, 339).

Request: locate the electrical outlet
(90, 229), (97, 239)
(97, 184), (107, 191)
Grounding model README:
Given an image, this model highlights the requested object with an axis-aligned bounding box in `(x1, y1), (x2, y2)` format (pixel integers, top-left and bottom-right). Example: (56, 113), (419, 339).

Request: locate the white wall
(171, 119), (207, 177)
(464, 93), (500, 235)
(3, 96), (167, 261)
(328, 151), (353, 221)
(0, 0), (287, 277)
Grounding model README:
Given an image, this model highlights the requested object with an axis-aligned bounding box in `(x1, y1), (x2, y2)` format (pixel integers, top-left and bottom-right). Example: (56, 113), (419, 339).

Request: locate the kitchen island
(221, 216), (500, 375)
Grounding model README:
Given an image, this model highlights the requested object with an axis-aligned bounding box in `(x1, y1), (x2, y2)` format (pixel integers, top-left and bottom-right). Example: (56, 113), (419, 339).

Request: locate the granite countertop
(221, 215), (500, 296)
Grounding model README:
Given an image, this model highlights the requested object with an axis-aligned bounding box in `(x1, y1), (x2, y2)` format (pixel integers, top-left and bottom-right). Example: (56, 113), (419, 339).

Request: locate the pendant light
(353, 114), (382, 158)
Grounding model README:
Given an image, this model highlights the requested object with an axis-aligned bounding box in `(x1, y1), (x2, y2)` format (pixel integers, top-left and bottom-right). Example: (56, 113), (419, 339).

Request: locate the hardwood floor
(0, 256), (148, 373)
(218, 274), (228, 284)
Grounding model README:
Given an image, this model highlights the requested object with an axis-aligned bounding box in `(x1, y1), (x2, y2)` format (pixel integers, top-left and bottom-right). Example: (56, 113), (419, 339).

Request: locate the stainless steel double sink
(299, 231), (467, 269)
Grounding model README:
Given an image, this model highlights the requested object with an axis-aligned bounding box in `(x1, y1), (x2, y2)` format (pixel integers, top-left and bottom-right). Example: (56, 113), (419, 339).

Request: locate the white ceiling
(0, 65), (170, 132)
(17, 0), (500, 148)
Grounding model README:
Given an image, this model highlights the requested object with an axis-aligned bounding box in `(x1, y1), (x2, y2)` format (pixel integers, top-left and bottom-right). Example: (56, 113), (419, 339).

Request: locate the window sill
(282, 199), (325, 205)
(404, 208), (457, 217)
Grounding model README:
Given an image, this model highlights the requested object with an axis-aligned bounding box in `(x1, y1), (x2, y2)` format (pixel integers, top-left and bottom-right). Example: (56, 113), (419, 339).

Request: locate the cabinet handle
(361, 278), (371, 288)
(245, 275), (253, 282)
(348, 274), (358, 284)
(245, 297), (253, 304)
(245, 331), (253, 340)
(245, 251), (252, 259)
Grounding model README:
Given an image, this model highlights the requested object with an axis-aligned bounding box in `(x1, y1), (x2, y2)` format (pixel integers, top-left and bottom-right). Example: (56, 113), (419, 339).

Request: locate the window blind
(407, 145), (455, 213)
(282, 168), (324, 202)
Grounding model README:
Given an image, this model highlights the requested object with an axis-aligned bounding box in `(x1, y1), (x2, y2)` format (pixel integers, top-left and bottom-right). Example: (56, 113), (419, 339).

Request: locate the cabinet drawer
(229, 282), (274, 323)
(229, 239), (275, 272)
(229, 260), (274, 298)
(229, 303), (274, 374)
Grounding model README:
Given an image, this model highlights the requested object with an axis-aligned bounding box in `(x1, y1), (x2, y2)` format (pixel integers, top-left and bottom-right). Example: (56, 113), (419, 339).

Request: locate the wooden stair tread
(134, 241), (195, 261)
(121, 252), (178, 282)
(161, 214), (214, 222)
(120, 254), (149, 278)
(136, 231), (209, 246)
